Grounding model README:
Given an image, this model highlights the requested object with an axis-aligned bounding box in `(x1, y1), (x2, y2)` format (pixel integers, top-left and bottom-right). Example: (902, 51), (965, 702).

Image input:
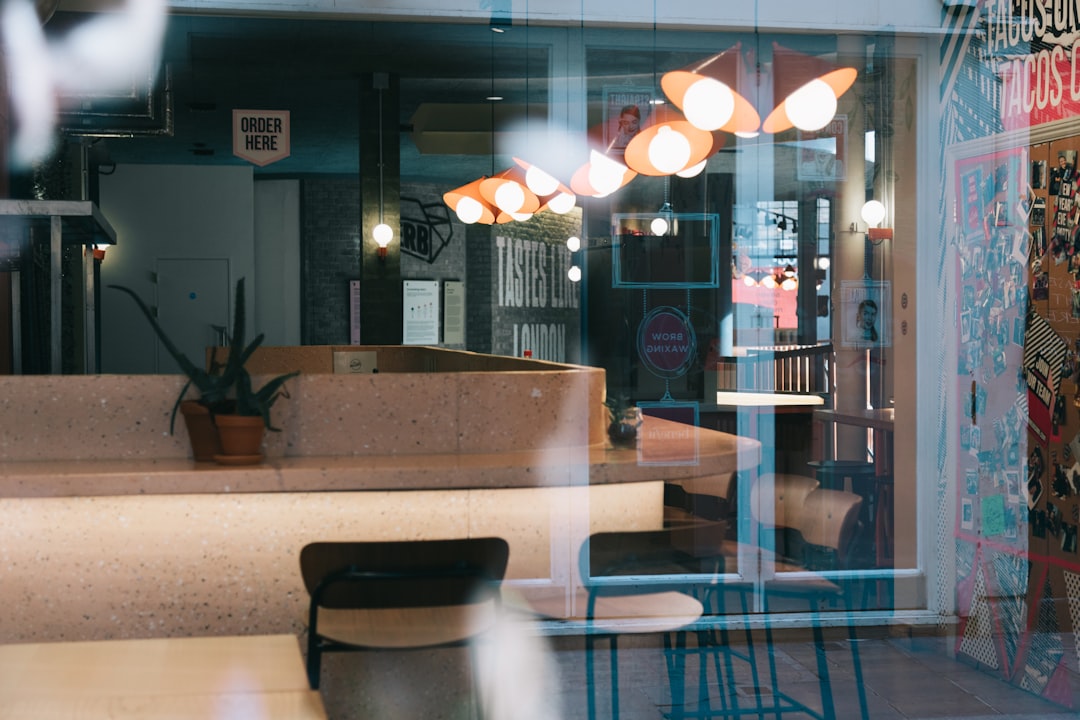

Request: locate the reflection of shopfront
(575, 37), (917, 615)
(945, 4), (1080, 704)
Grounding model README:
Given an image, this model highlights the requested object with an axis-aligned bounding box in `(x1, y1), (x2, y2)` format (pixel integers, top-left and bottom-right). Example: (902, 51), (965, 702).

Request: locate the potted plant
(214, 365), (297, 462)
(604, 393), (642, 448)
(110, 277), (298, 463)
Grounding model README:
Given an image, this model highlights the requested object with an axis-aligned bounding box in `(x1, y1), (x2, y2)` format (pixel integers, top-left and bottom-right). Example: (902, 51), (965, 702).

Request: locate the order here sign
(233, 109), (290, 166)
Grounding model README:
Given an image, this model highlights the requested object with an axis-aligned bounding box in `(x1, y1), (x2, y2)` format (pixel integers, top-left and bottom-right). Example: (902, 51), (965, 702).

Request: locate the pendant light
(762, 43), (857, 134)
(570, 146), (636, 198)
(444, 177), (497, 225)
(622, 106), (718, 177)
(480, 166), (541, 216)
(660, 43), (761, 135)
(514, 157), (577, 214)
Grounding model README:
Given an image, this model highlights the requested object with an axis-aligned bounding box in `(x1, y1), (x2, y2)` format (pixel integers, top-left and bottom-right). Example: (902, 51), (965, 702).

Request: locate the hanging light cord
(377, 83), (384, 225)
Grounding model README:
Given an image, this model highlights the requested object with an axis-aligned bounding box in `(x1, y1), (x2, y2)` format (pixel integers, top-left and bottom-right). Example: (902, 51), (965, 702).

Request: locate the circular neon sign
(637, 306), (696, 379)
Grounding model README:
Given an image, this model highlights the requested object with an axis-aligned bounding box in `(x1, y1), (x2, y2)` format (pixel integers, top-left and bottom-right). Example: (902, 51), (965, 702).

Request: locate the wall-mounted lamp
(861, 199), (893, 243)
(373, 223), (393, 260)
(89, 244), (107, 262)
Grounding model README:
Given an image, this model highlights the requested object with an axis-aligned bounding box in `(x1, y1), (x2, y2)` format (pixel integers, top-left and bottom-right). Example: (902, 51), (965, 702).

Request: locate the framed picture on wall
(603, 87), (653, 154)
(839, 280), (892, 348)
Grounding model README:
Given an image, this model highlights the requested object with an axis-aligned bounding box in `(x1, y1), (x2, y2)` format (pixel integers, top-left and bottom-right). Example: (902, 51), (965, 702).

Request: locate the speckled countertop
(0, 416), (760, 498)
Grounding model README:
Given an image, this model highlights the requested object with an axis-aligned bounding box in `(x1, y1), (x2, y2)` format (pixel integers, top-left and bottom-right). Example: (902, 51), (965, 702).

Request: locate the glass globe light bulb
(547, 191), (576, 214)
(568, 265), (582, 282)
(677, 159), (707, 178)
(456, 196), (484, 224)
(525, 165), (559, 196)
(861, 199), (887, 227)
(494, 181), (526, 213)
(682, 77), (736, 131)
(566, 236), (581, 252)
(648, 126), (692, 175)
(373, 223), (393, 247)
(784, 79), (837, 132)
(651, 216), (669, 236)
(588, 150), (626, 196)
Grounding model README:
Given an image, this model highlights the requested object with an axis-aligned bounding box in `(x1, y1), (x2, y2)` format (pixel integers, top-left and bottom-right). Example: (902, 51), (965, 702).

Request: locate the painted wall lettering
(495, 235), (580, 310)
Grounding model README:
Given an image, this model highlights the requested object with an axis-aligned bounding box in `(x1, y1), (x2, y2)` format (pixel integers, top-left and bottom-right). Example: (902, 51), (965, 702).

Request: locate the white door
(155, 259), (230, 374)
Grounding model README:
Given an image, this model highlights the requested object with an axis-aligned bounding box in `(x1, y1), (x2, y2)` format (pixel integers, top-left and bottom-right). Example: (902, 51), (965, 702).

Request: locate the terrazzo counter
(0, 348), (759, 717)
(0, 415), (758, 498)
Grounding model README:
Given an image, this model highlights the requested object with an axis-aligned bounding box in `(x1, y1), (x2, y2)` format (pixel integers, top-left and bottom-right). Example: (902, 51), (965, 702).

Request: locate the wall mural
(949, 133), (1080, 708)
(940, 1), (1080, 704)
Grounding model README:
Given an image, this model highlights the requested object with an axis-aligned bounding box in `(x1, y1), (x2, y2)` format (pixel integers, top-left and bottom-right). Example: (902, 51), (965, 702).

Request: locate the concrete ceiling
(44, 12), (583, 186)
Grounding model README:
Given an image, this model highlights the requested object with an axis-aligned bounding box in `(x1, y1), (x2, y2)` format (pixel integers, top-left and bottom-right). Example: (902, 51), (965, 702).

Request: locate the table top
(0, 634), (325, 719)
(813, 407), (895, 431)
(711, 391), (826, 408)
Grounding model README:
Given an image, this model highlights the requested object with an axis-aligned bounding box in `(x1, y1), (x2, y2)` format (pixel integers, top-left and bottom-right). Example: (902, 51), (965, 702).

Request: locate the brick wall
(300, 177), (361, 345)
(300, 177), (582, 361)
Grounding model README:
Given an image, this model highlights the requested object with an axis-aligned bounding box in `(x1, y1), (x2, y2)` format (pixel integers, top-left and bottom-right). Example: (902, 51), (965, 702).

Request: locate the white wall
(98, 164), (256, 374)
(254, 179), (301, 347)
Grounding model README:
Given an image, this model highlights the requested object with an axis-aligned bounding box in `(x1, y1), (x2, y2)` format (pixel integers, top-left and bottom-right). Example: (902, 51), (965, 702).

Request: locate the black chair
(298, 537), (510, 696)
(579, 525), (736, 720)
(753, 488), (869, 720)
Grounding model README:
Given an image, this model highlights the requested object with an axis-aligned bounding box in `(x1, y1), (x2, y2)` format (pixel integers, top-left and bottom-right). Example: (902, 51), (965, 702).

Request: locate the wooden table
(0, 634), (326, 719)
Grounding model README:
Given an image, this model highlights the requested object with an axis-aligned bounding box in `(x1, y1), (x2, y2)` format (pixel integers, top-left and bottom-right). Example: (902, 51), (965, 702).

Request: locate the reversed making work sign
(232, 109), (290, 166)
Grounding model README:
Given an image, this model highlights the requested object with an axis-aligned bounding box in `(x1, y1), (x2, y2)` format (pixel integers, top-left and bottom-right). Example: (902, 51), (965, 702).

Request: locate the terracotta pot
(214, 414), (266, 463)
(179, 400), (222, 462)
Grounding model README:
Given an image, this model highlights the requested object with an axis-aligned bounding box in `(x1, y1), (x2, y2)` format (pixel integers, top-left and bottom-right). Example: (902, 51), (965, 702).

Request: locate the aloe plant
(110, 277), (296, 431)
(233, 367), (299, 431)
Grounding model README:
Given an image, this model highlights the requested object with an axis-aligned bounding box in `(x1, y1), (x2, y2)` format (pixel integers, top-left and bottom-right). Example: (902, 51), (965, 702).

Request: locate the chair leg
(841, 588), (869, 720)
(761, 593), (784, 720)
(807, 602), (836, 720)
(664, 631), (690, 720)
(306, 636), (322, 690)
(610, 635), (620, 720)
(586, 634), (598, 720)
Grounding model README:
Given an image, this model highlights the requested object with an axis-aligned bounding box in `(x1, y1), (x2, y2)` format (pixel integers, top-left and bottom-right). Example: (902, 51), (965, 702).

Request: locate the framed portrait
(839, 280), (891, 348)
(603, 87), (653, 154)
(1032, 159), (1047, 189)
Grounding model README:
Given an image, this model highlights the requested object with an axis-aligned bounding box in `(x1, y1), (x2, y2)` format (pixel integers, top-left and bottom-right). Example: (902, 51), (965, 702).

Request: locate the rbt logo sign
(400, 197), (452, 264)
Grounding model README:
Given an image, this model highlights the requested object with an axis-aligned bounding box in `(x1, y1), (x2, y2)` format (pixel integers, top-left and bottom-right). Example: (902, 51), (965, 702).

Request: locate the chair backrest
(300, 537), (510, 610)
(751, 473), (820, 529)
(798, 488), (862, 568)
(581, 525), (727, 591)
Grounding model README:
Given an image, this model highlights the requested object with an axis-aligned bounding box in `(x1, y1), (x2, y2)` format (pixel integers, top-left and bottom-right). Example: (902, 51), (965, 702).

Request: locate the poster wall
(953, 141), (1080, 706)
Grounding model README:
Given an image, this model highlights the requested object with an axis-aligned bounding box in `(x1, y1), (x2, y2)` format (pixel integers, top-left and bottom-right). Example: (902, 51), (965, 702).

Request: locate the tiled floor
(542, 628), (1077, 720)
(317, 621), (1078, 719)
